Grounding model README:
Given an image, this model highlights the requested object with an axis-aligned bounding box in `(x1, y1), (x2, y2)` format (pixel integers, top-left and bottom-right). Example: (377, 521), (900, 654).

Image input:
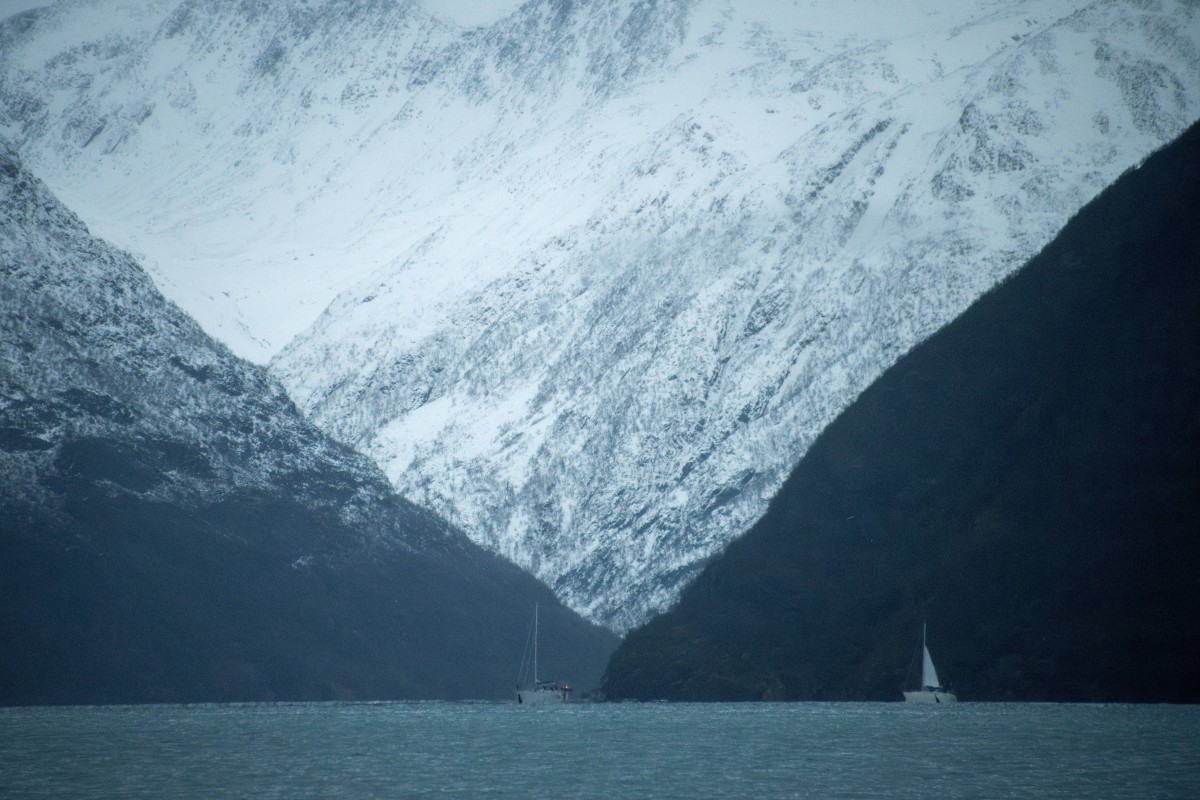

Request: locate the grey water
(2, 702), (1197, 799)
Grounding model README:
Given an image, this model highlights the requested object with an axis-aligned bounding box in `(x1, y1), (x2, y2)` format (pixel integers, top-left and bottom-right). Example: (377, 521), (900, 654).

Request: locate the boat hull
(516, 687), (568, 704)
(903, 690), (957, 704)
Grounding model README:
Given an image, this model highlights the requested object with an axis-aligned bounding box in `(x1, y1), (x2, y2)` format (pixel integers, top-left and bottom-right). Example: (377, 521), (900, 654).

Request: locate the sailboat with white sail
(515, 603), (571, 704)
(903, 623), (957, 704)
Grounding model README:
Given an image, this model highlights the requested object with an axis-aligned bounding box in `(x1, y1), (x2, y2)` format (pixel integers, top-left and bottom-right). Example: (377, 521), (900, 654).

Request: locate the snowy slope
(0, 133), (441, 539)
(3, 0), (1198, 629)
(0, 141), (618, 701)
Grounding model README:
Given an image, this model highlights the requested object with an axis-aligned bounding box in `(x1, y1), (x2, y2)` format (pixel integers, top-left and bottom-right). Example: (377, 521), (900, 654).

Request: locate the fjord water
(2, 703), (1197, 799)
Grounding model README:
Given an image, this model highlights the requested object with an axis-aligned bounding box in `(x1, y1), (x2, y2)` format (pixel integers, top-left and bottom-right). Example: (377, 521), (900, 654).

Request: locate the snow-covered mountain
(2, 0), (1197, 630)
(0, 141), (617, 701)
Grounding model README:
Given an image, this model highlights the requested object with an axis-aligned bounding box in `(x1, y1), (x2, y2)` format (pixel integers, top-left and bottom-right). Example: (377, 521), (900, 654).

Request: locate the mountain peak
(4, 0), (1198, 629)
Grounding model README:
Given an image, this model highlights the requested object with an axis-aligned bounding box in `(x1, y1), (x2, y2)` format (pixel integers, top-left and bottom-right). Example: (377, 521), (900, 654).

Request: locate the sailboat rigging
(903, 623), (957, 704)
(515, 602), (571, 704)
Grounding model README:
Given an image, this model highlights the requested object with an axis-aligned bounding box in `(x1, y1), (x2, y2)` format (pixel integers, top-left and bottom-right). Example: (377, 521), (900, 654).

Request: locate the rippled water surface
(2, 701), (1197, 798)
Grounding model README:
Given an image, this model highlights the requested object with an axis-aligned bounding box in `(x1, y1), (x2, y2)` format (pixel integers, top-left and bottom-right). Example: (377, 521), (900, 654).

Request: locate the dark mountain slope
(601, 121), (1200, 703)
(0, 144), (615, 704)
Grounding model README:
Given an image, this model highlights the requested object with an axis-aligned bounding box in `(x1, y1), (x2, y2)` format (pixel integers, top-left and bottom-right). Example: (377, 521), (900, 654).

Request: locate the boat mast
(533, 602), (539, 686)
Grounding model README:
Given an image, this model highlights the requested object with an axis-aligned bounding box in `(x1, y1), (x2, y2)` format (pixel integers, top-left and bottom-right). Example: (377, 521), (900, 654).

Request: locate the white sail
(922, 645), (941, 690)
(904, 623), (956, 703)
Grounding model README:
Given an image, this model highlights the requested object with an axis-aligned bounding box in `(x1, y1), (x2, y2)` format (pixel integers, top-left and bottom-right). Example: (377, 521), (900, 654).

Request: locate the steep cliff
(601, 122), (1200, 702)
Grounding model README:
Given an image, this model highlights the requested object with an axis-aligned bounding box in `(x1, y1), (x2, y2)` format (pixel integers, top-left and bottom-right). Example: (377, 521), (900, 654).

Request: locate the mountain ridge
(0, 142), (617, 703)
(600, 120), (1200, 702)
(3, 0), (1198, 629)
